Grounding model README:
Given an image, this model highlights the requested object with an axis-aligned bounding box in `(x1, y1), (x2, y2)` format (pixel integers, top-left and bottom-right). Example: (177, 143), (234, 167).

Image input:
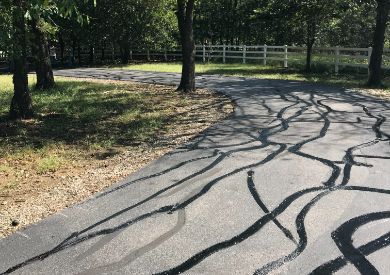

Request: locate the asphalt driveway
(1, 69), (389, 275)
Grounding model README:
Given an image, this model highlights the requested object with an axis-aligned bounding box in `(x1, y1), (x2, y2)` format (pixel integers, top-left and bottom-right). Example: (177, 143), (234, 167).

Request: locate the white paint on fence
(140, 45), (389, 73)
(284, 45), (288, 68)
(2, 44), (388, 73)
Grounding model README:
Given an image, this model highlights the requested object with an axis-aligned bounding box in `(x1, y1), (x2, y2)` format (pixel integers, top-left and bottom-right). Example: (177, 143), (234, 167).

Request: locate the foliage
(53, 0), (178, 58)
(95, 0), (177, 50)
(192, 0), (388, 48)
(0, 2), (12, 52)
(1, 0), (388, 60)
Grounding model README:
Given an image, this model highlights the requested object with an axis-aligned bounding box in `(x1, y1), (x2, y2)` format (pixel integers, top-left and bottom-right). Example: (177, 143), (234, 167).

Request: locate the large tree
(177, 0), (196, 92)
(28, 0), (90, 89)
(291, 0), (339, 72)
(9, 0), (33, 119)
(368, 0), (390, 87)
(253, 0), (339, 72)
(30, 18), (55, 89)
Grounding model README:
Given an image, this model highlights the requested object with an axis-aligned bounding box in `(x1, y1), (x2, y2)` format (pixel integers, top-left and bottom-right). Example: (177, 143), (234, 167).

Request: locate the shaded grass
(0, 74), (194, 176)
(1, 75), (170, 151)
(115, 62), (390, 91)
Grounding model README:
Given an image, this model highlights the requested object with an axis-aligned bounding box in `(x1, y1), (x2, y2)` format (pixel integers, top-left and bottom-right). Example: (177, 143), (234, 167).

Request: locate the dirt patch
(0, 79), (234, 238)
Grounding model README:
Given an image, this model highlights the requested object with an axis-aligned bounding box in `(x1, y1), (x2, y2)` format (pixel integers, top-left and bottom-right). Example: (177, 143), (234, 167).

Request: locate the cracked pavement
(1, 69), (390, 275)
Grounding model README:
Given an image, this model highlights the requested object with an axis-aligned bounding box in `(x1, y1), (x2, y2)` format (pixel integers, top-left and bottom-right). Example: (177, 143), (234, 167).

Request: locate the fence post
(130, 50), (133, 61)
(263, 44), (267, 66)
(164, 49), (168, 61)
(284, 45), (288, 68)
(111, 44), (115, 62)
(223, 45), (226, 63)
(335, 46), (340, 74)
(146, 49), (150, 61)
(368, 47), (373, 75)
(202, 45), (206, 63)
(243, 45), (246, 64)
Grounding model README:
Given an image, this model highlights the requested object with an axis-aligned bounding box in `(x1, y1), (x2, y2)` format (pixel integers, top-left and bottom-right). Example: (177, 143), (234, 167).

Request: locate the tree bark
(305, 39), (315, 72)
(305, 19), (316, 73)
(120, 42), (130, 64)
(59, 33), (65, 66)
(101, 47), (105, 61)
(10, 0), (33, 119)
(368, 0), (390, 87)
(30, 18), (55, 90)
(89, 45), (94, 65)
(176, 0), (196, 93)
(72, 38), (76, 66)
(77, 42), (81, 65)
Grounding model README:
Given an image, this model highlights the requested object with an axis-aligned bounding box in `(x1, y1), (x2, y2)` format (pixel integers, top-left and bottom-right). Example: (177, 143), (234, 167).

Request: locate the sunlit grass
(115, 62), (390, 90)
(35, 155), (64, 174)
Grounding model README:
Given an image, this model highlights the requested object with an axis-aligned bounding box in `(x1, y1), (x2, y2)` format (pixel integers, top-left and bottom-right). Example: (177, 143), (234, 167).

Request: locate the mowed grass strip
(114, 62), (390, 91)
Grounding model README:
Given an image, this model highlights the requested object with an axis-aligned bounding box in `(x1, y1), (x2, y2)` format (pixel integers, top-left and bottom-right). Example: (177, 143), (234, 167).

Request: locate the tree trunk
(89, 45), (94, 65)
(305, 39), (315, 72)
(305, 20), (316, 73)
(72, 38), (76, 66)
(59, 33), (65, 66)
(176, 0), (196, 93)
(120, 42), (130, 64)
(30, 18), (55, 90)
(10, 0), (33, 119)
(77, 42), (81, 65)
(368, 0), (390, 87)
(101, 47), (105, 61)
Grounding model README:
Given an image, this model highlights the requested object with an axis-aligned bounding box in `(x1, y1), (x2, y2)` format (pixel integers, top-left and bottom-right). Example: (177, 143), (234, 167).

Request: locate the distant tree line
(0, 0), (389, 118)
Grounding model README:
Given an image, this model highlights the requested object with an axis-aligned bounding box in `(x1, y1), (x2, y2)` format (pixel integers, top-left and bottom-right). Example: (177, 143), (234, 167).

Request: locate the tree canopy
(0, 0), (389, 118)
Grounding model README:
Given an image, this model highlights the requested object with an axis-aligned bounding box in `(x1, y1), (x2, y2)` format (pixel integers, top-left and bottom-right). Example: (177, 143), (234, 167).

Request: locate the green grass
(0, 75), (168, 151)
(35, 155), (64, 174)
(115, 62), (390, 90)
(0, 74), (186, 174)
(0, 164), (12, 174)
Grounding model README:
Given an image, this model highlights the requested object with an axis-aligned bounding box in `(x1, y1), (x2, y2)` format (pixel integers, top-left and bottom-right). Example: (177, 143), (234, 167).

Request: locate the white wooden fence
(2, 45), (389, 74)
(136, 45), (390, 74)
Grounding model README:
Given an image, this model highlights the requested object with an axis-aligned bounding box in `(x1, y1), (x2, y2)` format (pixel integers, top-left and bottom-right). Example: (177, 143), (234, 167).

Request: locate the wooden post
(130, 50), (133, 61)
(147, 49), (150, 61)
(203, 45), (206, 63)
(263, 44), (267, 66)
(284, 45), (288, 68)
(223, 45), (226, 63)
(164, 49), (168, 61)
(243, 45), (246, 64)
(111, 44), (115, 62)
(335, 46), (340, 74)
(368, 47), (373, 76)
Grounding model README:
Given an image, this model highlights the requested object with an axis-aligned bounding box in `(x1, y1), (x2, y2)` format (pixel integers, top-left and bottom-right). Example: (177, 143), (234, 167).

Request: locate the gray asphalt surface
(1, 69), (390, 275)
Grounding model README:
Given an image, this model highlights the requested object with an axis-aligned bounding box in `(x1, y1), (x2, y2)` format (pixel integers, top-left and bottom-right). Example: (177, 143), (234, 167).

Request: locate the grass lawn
(115, 62), (390, 91)
(0, 75), (169, 174)
(0, 74), (233, 237)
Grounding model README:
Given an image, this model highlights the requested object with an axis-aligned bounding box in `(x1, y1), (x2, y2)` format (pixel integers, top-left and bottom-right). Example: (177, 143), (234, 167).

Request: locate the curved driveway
(1, 69), (390, 275)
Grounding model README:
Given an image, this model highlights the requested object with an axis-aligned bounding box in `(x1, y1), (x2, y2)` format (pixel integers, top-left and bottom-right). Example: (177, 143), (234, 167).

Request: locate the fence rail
(1, 45), (390, 74)
(133, 45), (390, 74)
